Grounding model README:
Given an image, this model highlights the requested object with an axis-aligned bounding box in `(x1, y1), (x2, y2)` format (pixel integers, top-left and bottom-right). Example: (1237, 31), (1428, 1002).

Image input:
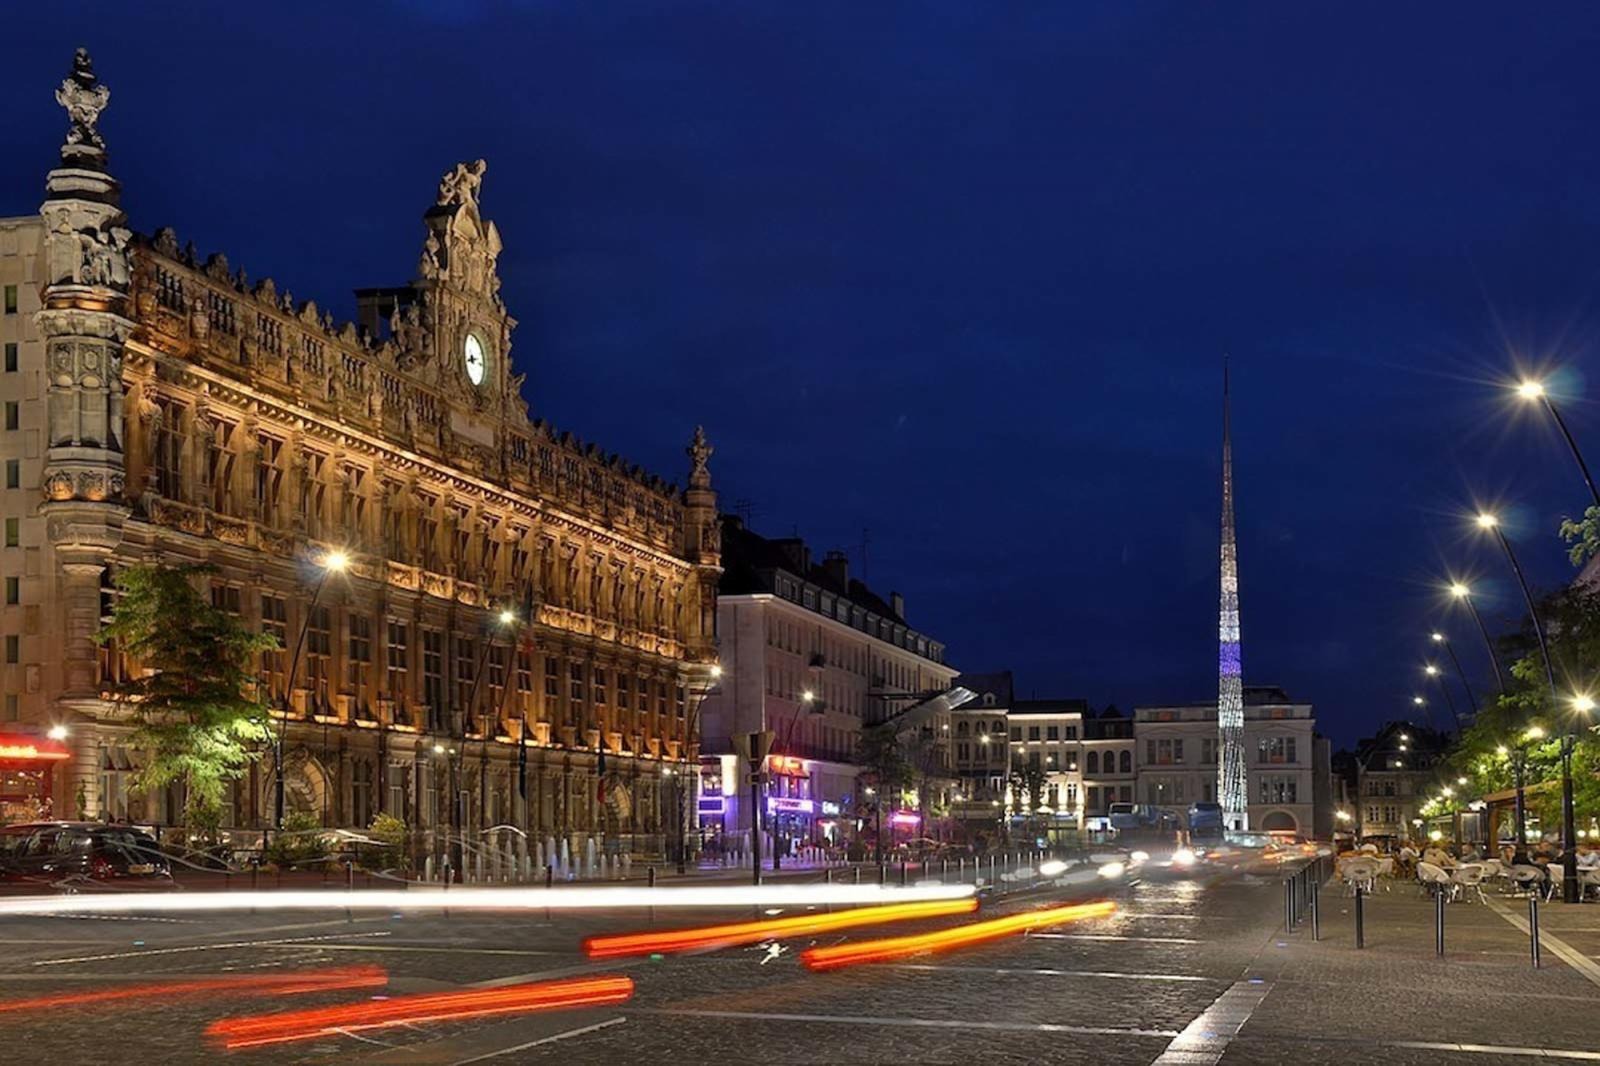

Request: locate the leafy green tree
(1559, 505), (1600, 567)
(98, 563), (278, 836)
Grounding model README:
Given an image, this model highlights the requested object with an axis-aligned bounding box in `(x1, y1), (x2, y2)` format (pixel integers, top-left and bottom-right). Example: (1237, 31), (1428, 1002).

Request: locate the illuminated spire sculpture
(1218, 361), (1248, 831)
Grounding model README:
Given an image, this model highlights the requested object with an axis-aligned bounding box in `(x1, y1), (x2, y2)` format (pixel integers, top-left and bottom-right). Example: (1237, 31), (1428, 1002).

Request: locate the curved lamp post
(1423, 664), (1463, 732)
(1474, 515), (1557, 696)
(1430, 631), (1480, 717)
(1448, 582), (1507, 695)
(272, 548), (349, 834)
(1516, 380), (1600, 509)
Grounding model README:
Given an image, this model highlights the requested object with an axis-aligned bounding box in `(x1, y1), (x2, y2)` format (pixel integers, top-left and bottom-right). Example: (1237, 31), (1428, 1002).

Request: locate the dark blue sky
(9, 4), (1600, 744)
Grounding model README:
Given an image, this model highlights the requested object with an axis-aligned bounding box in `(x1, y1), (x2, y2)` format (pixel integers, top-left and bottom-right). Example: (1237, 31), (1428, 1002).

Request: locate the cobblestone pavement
(0, 865), (1595, 1064)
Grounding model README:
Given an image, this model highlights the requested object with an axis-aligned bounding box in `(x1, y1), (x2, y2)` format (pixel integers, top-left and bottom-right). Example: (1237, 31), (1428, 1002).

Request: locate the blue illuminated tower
(1218, 362), (1248, 831)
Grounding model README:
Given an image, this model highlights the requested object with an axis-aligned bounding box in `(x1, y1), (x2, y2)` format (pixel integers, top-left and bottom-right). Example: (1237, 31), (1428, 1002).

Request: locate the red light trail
(801, 900), (1117, 972)
(205, 974), (636, 1050)
(583, 898), (977, 958)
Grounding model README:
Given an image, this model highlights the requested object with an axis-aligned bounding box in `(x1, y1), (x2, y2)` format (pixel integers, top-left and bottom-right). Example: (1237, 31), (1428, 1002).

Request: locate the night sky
(8, 5), (1600, 745)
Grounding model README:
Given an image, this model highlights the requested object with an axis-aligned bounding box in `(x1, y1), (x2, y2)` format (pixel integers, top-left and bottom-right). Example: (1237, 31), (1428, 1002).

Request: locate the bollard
(900, 859), (908, 887)
(878, 863), (886, 885)
(1310, 876), (1320, 941)
(1435, 889), (1446, 957)
(648, 865), (656, 888)
(1529, 894), (1541, 969)
(546, 864), (554, 888)
(1284, 878), (1294, 933)
(941, 858), (948, 881)
(854, 865), (861, 884)
(1355, 884), (1365, 949)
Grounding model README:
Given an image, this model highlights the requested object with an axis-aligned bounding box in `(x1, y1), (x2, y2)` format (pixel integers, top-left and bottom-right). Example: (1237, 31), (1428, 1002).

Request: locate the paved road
(0, 864), (1595, 1064)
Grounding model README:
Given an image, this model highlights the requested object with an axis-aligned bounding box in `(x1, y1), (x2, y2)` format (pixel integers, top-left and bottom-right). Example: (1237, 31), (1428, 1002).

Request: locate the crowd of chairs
(1337, 843), (1600, 904)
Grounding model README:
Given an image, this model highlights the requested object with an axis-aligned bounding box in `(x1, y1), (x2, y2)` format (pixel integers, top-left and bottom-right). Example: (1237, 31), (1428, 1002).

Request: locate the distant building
(1134, 687), (1317, 836)
(1343, 722), (1448, 841)
(697, 517), (957, 854)
(1008, 697), (1090, 841)
(948, 671), (1012, 840)
(1081, 705), (1136, 830)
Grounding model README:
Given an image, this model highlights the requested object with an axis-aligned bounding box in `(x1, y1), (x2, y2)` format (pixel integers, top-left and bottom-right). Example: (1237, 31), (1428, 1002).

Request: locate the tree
(1559, 505), (1600, 567)
(857, 724), (913, 853)
(98, 563), (278, 835)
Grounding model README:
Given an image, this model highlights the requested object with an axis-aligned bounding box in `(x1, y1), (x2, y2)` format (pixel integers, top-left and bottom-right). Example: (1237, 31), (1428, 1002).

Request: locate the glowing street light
(1513, 377), (1600, 508)
(1471, 514), (1555, 696)
(46, 724), (68, 741)
(1447, 580), (1507, 695)
(1427, 630), (1480, 719)
(273, 547), (353, 833)
(710, 663), (723, 679)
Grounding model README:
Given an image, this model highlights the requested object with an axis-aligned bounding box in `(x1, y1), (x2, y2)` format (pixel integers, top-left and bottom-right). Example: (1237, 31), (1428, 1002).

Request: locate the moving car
(0, 822), (172, 889)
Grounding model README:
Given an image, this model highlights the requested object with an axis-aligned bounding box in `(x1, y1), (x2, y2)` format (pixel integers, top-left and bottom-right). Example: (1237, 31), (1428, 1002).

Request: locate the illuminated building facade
(699, 518), (956, 853)
(0, 51), (720, 843)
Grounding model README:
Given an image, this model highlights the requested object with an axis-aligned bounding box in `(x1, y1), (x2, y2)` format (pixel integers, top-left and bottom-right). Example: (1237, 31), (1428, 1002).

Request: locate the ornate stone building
(0, 51), (720, 844)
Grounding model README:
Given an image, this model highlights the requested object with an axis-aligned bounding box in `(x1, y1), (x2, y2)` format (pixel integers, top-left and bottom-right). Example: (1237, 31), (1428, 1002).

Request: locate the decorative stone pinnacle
(55, 46), (110, 158)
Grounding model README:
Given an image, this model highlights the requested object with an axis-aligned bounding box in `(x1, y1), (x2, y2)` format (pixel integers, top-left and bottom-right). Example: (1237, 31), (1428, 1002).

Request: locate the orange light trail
(801, 900), (1117, 972)
(0, 966), (387, 1015)
(205, 975), (635, 1050)
(583, 897), (977, 959)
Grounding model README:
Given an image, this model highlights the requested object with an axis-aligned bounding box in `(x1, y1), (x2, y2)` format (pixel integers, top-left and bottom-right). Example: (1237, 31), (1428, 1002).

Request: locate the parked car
(0, 822), (173, 889)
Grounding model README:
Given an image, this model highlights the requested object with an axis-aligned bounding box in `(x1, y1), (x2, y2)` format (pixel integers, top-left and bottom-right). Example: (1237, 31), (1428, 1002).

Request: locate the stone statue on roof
(56, 48), (109, 150)
(437, 159), (487, 209)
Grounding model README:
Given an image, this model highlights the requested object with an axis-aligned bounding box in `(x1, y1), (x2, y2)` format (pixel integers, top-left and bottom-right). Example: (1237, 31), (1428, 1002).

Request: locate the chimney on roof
(890, 591), (905, 620)
(773, 538), (810, 574)
(822, 550), (849, 588)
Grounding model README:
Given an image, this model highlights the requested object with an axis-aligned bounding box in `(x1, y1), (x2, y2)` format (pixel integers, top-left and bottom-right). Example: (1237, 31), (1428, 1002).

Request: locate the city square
(2, 5), (1600, 1063)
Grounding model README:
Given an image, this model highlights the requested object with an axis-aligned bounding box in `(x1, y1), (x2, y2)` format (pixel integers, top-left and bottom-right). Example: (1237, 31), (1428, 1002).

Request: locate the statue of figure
(436, 159), (487, 208)
(686, 425), (713, 485)
(418, 231), (442, 280)
(56, 49), (109, 150)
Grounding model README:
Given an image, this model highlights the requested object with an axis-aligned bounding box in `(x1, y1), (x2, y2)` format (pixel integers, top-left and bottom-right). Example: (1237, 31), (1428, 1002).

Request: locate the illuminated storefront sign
(820, 801), (841, 816)
(697, 796), (726, 815)
(766, 796), (815, 815)
(0, 735), (70, 761)
(888, 810), (921, 827)
(766, 755), (807, 777)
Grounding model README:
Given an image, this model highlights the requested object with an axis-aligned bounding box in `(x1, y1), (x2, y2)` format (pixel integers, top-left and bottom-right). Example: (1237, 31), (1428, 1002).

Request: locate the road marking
(1485, 897), (1600, 990)
(32, 930), (392, 966)
(636, 1007), (1177, 1039)
(164, 915), (392, 943)
(1029, 932), (1201, 944)
(1152, 978), (1272, 1065)
(888, 963), (1217, 982)
(1388, 1040), (1600, 1061)
(271, 943), (566, 958)
(447, 1017), (627, 1064)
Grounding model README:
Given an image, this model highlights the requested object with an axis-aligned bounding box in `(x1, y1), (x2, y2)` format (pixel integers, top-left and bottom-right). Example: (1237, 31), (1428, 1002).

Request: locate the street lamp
(1423, 664), (1462, 732)
(272, 547), (350, 833)
(1429, 631), (1480, 718)
(1515, 378), (1600, 508)
(1557, 694), (1594, 903)
(1473, 514), (1556, 696)
(46, 724), (68, 741)
(1449, 581), (1507, 694)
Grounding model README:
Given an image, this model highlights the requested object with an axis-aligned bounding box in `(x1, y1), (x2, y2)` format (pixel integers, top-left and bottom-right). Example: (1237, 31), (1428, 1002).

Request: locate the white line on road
(276, 943), (566, 958)
(31, 929), (393, 966)
(886, 963), (1219, 983)
(1485, 897), (1600, 990)
(447, 1017), (628, 1064)
(1151, 978), (1272, 1065)
(1389, 1039), (1600, 1061)
(635, 1007), (1178, 1039)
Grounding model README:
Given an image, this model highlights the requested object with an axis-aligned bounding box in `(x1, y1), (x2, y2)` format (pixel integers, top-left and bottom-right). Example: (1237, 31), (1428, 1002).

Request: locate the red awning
(0, 733), (70, 762)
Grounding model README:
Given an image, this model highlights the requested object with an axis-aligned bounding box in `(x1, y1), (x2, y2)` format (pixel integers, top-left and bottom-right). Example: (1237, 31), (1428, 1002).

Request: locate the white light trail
(0, 882), (975, 918)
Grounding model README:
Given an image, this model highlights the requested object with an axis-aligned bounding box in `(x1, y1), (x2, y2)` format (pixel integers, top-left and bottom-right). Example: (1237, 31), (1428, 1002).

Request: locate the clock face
(463, 333), (486, 386)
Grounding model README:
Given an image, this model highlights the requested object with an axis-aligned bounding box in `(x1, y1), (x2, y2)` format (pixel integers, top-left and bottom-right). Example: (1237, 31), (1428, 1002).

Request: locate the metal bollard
(900, 859), (908, 887)
(941, 858), (948, 881)
(854, 865), (861, 884)
(648, 865), (656, 888)
(1284, 878), (1294, 933)
(878, 863), (886, 885)
(1310, 876), (1320, 941)
(1529, 894), (1541, 969)
(1435, 889), (1446, 957)
(1355, 884), (1365, 948)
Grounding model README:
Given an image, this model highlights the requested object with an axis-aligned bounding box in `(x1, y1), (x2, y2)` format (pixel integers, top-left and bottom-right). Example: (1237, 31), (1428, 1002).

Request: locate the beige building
(0, 51), (719, 849)
(1007, 698), (1089, 836)
(699, 519), (957, 852)
(1135, 687), (1317, 835)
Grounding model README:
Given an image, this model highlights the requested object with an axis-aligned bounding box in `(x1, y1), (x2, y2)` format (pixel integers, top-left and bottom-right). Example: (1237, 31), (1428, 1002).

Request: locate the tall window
(209, 584), (241, 616)
(456, 637), (477, 722)
(1086, 751), (1099, 774)
(569, 662), (586, 721)
(305, 605), (331, 708)
(1257, 736), (1297, 765)
(592, 667), (608, 711)
(422, 628), (444, 730)
(544, 655), (560, 713)
(302, 450), (326, 536)
(153, 400), (185, 498)
(255, 434), (282, 522)
(260, 594), (287, 697)
(1119, 750), (1132, 774)
(347, 613), (373, 707)
(386, 620), (409, 711)
(417, 496), (439, 569)
(515, 648), (533, 708)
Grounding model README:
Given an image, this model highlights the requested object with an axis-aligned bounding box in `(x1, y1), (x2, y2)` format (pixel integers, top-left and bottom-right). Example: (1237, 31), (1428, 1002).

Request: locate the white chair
(1416, 861), (1456, 901)
(1508, 864), (1547, 899)
(1580, 868), (1600, 901)
(1374, 856), (1395, 891)
(1451, 863), (1488, 904)
(1340, 857), (1379, 896)
(1359, 843), (1379, 855)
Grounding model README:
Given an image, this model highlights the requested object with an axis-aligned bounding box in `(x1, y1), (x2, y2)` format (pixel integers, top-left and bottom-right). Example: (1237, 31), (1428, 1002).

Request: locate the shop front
(0, 732), (71, 823)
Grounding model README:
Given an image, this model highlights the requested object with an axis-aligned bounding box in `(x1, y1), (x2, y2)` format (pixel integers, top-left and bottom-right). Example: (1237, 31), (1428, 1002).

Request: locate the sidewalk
(1227, 879), (1600, 1061)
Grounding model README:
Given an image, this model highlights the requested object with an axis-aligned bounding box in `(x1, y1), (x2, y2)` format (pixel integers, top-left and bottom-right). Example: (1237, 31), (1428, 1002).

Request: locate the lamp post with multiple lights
(272, 548), (349, 834)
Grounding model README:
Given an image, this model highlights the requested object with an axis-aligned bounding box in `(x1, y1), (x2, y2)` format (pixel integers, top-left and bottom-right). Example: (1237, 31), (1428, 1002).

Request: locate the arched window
(1119, 750), (1132, 774)
(956, 720), (969, 736)
(1086, 751), (1100, 774)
